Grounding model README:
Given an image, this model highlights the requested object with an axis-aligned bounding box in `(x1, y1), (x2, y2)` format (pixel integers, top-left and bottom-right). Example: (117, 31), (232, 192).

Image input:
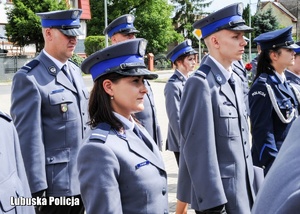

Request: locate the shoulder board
(89, 122), (111, 143)
(21, 59), (40, 73)
(68, 59), (80, 67)
(168, 74), (178, 82)
(195, 64), (211, 79)
(0, 110), (12, 122)
(258, 73), (268, 83)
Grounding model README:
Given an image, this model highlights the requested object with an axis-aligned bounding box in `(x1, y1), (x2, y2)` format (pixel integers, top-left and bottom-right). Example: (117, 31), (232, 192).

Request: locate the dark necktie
(61, 65), (73, 83)
(228, 73), (235, 93)
(133, 125), (153, 151)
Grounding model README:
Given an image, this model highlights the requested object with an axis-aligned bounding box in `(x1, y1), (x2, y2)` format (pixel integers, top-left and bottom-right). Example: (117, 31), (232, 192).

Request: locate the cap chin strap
(272, 41), (294, 48)
(265, 82), (298, 123)
(216, 20), (246, 31)
(105, 62), (146, 73)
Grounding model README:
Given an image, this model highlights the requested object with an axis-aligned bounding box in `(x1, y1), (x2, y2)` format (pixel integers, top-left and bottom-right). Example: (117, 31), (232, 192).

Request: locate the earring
(111, 96), (114, 100)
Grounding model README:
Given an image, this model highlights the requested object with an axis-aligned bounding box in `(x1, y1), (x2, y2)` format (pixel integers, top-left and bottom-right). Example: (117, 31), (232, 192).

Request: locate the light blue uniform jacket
(10, 51), (90, 196)
(177, 57), (255, 213)
(164, 70), (186, 152)
(77, 123), (168, 214)
(252, 117), (300, 214)
(0, 111), (35, 214)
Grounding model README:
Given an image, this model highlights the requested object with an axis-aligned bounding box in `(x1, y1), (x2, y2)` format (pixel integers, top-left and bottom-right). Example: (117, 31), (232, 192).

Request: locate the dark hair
(254, 47), (282, 81)
(88, 72), (141, 130)
(88, 73), (124, 130)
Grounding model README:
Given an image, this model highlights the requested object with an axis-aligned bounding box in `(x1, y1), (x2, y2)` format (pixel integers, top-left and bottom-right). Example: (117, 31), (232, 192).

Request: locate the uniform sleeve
(77, 142), (122, 214)
(179, 76), (227, 210)
(164, 82), (181, 143)
(10, 72), (47, 194)
(249, 82), (277, 170)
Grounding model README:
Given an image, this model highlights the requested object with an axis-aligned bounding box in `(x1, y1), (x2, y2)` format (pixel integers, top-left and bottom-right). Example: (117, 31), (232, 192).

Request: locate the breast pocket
(48, 90), (77, 121)
(218, 104), (240, 137)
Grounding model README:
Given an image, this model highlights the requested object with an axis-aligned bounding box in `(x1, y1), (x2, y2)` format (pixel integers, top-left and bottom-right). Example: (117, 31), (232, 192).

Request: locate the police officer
(0, 109), (34, 214)
(177, 3), (256, 214)
(286, 42), (300, 91)
(104, 14), (163, 149)
(77, 38), (168, 214)
(10, 9), (89, 214)
(249, 26), (300, 175)
(251, 116), (300, 214)
(165, 39), (197, 165)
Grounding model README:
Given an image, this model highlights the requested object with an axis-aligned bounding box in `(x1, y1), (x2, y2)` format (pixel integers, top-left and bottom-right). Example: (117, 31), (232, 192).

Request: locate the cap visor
(121, 29), (140, 35)
(59, 28), (83, 36)
(115, 68), (158, 80)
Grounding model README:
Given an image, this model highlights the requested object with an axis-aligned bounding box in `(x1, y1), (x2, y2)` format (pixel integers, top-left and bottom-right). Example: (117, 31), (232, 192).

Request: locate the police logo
(126, 15), (134, 23)
(61, 104), (68, 112)
(237, 3), (243, 16)
(49, 66), (56, 74)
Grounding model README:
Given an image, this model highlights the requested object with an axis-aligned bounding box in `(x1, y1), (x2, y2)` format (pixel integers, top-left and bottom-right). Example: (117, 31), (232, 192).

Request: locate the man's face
(111, 33), (136, 44)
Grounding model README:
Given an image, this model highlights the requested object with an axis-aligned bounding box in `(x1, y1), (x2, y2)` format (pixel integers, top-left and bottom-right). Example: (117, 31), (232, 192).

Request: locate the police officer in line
(10, 10), (89, 214)
(77, 38), (168, 214)
(177, 3), (256, 214)
(252, 116), (300, 214)
(165, 40), (197, 214)
(165, 39), (197, 165)
(249, 26), (300, 175)
(104, 14), (163, 150)
(286, 42), (300, 91)
(0, 110), (34, 214)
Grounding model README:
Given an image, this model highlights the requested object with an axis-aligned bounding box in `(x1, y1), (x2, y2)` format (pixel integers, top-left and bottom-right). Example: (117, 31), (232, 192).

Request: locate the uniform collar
(273, 70), (286, 84)
(43, 49), (68, 70)
(113, 112), (135, 131)
(208, 55), (232, 81)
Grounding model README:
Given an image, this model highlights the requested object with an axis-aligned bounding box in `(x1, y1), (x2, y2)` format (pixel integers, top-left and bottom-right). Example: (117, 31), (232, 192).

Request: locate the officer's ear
(103, 79), (114, 97)
(269, 50), (280, 61)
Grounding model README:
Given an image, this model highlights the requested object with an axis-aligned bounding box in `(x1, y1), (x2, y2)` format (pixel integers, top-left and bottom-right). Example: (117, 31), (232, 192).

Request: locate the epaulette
(89, 122), (111, 143)
(20, 59), (40, 73)
(168, 74), (177, 82)
(195, 64), (211, 79)
(258, 73), (268, 83)
(0, 110), (12, 122)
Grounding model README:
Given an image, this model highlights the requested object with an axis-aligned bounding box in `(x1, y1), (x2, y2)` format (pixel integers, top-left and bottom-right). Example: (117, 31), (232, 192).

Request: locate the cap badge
(237, 3), (243, 16)
(126, 15), (134, 23)
(72, 10), (80, 19)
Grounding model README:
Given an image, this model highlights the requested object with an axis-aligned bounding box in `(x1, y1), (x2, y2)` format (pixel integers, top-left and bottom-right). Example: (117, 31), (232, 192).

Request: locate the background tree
(170, 0), (211, 47)
(87, 0), (182, 54)
(5, 0), (67, 53)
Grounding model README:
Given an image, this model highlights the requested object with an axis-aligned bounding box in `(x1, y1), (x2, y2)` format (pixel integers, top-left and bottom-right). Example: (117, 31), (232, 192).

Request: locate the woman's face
(276, 48), (295, 68)
(107, 76), (148, 118)
(177, 54), (196, 74)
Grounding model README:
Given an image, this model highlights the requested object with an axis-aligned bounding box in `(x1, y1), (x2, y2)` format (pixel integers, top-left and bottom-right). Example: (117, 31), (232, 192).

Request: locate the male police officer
(0, 109), (34, 214)
(104, 14), (163, 149)
(10, 9), (89, 214)
(177, 3), (256, 213)
(287, 42), (300, 92)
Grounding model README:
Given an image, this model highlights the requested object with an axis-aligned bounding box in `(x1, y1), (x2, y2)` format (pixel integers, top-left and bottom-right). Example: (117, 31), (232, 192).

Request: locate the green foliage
(170, 0), (211, 46)
(5, 0), (67, 52)
(87, 0), (182, 54)
(84, 36), (106, 56)
(252, 8), (279, 44)
(71, 53), (84, 66)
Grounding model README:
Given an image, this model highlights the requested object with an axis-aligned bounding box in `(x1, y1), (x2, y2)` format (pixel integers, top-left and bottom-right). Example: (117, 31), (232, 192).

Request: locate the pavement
(0, 70), (195, 214)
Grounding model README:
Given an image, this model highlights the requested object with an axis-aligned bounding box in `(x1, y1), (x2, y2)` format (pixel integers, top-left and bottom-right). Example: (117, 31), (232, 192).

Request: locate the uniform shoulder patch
(89, 122), (111, 143)
(168, 74), (177, 82)
(195, 64), (211, 79)
(0, 110), (12, 122)
(21, 59), (40, 73)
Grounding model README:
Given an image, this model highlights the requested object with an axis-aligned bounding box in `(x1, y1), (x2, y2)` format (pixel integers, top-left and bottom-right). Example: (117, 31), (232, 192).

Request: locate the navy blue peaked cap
(103, 14), (140, 38)
(36, 9), (83, 36)
(254, 26), (299, 51)
(193, 3), (252, 38)
(81, 38), (158, 81)
(166, 39), (198, 63)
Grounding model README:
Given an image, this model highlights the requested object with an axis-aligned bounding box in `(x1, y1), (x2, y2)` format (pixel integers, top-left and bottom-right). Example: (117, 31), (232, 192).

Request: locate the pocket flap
(49, 91), (73, 105)
(219, 162), (235, 178)
(46, 148), (70, 165)
(219, 105), (238, 118)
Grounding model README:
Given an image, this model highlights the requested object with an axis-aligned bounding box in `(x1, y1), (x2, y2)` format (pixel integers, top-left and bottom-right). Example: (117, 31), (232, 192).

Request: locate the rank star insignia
(61, 104), (68, 112)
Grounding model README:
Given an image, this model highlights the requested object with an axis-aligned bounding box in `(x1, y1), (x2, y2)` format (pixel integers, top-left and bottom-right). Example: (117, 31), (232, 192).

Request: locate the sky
(204, 0), (259, 15)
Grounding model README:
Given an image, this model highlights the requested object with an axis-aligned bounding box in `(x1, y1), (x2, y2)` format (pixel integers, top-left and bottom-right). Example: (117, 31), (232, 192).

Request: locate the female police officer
(249, 26), (300, 175)
(77, 38), (168, 214)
